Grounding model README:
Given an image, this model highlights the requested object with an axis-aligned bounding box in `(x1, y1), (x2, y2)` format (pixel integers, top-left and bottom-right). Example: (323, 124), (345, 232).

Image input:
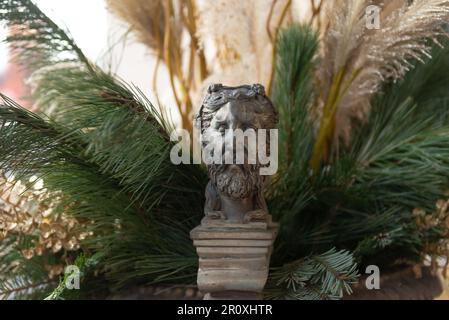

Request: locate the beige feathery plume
(106, 0), (184, 91)
(319, 0), (404, 138)
(317, 0), (372, 110)
(311, 0), (374, 170)
(107, 0), (201, 132)
(311, 0), (449, 171)
(342, 0), (449, 123)
(197, 0), (259, 86)
(106, 0), (173, 58)
(197, 0), (292, 90)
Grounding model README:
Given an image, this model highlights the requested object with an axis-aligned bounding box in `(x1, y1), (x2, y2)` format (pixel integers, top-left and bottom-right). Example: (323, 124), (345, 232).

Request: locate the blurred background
(0, 0), (162, 110)
(0, 0), (315, 126)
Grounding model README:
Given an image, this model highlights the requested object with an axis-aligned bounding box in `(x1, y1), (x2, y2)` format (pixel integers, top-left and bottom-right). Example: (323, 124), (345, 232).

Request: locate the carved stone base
(190, 222), (278, 300)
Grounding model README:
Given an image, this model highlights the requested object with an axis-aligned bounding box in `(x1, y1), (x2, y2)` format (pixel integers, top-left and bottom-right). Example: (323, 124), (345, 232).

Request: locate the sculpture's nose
(222, 130), (235, 163)
(222, 130), (251, 165)
(227, 101), (246, 130)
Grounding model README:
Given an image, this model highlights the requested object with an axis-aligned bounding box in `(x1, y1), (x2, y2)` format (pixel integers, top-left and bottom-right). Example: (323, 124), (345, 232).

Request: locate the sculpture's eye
(215, 121), (228, 134)
(217, 124), (227, 134)
(243, 124), (256, 131)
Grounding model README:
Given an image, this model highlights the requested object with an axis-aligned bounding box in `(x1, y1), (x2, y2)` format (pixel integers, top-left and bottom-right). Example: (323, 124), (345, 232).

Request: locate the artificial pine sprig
(266, 248), (359, 300)
(0, 0), (208, 296)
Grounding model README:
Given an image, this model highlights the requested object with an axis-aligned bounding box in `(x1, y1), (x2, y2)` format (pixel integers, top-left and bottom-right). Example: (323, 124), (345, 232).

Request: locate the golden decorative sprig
(0, 173), (90, 278)
(413, 197), (449, 278)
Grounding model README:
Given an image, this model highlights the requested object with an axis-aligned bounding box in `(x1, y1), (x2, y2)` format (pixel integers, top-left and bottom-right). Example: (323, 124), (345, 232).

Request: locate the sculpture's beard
(209, 164), (260, 200)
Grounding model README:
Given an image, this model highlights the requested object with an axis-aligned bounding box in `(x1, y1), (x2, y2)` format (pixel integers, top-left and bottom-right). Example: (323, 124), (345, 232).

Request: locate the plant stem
(309, 67), (346, 172)
(267, 0), (292, 97)
(266, 0), (279, 43)
(309, 67), (362, 173)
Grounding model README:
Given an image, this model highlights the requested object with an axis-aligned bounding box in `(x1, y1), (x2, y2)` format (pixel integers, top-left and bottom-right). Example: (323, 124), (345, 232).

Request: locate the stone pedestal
(190, 221), (278, 300)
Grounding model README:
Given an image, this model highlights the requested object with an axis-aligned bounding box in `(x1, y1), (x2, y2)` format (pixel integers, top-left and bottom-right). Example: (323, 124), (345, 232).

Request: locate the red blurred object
(0, 60), (31, 109)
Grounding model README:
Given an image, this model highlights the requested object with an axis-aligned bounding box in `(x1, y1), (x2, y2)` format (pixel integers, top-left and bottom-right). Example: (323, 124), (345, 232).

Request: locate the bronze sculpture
(195, 83), (278, 225)
(191, 83), (279, 299)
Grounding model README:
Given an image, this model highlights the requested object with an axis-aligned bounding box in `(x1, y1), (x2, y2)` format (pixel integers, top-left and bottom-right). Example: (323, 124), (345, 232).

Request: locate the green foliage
(266, 248), (359, 300)
(0, 236), (57, 300)
(270, 25), (449, 275)
(1, 1), (449, 300)
(0, 71), (206, 293)
(45, 253), (100, 300)
(268, 24), (322, 260)
(0, 0), (207, 298)
(269, 24), (317, 217)
(267, 25), (361, 298)
(350, 41), (449, 212)
(340, 41), (449, 266)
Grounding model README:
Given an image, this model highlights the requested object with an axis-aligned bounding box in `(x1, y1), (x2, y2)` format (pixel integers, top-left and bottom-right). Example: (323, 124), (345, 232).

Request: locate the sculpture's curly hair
(194, 84), (278, 134)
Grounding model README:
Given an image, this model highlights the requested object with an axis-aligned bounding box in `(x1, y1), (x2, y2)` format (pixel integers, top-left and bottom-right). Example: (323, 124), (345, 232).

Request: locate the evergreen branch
(272, 24), (318, 176)
(0, 0), (204, 218)
(350, 40), (449, 212)
(322, 41), (449, 265)
(0, 0), (208, 287)
(0, 278), (54, 300)
(0, 278), (55, 300)
(44, 253), (99, 300)
(266, 248), (359, 300)
(1, 0), (204, 220)
(29, 63), (206, 220)
(270, 28), (449, 273)
(0, 100), (190, 289)
(268, 24), (318, 219)
(0, 95), (84, 180)
(0, 237), (57, 300)
(0, 0), (169, 131)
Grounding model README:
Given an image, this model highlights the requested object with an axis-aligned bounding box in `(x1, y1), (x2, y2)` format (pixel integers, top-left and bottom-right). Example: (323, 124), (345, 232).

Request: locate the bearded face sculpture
(195, 84), (278, 224)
